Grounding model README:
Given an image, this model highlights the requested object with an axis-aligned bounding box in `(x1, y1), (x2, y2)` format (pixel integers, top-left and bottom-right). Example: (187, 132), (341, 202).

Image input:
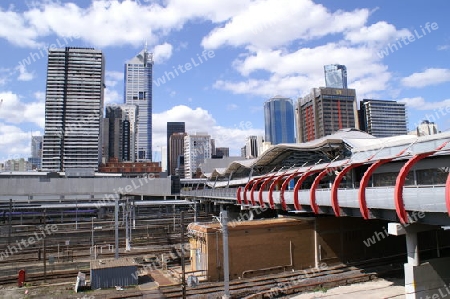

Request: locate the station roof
(203, 129), (450, 183)
(206, 128), (375, 180)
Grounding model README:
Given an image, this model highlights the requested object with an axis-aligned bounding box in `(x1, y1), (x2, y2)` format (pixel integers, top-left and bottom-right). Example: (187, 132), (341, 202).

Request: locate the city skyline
(0, 1), (449, 163)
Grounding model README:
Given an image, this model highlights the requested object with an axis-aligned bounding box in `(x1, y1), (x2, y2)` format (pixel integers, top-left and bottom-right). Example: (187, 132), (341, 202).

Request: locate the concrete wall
(405, 257), (450, 299)
(0, 177), (172, 199)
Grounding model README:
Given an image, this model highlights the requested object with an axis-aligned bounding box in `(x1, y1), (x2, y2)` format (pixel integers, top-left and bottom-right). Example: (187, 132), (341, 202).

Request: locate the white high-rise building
(42, 47), (105, 172)
(417, 120), (439, 136)
(245, 136), (264, 159)
(184, 133), (211, 179)
(124, 47), (153, 161)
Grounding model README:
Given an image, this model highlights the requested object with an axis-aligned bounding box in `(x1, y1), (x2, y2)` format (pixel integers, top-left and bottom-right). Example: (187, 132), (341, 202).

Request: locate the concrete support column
(314, 218), (319, 268)
(406, 231), (419, 266)
(388, 223), (450, 299)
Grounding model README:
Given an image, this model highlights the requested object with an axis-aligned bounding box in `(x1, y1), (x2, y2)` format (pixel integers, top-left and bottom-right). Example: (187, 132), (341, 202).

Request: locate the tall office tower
(169, 132), (186, 177)
(102, 106), (124, 162)
(167, 122), (185, 174)
(296, 87), (358, 143)
(215, 147), (230, 158)
(42, 47), (104, 172)
(416, 120), (439, 136)
(124, 47), (153, 161)
(359, 99), (407, 137)
(120, 104), (138, 162)
(184, 133), (211, 179)
(245, 136), (264, 158)
(324, 64), (348, 89)
(29, 135), (43, 169)
(264, 96), (295, 145)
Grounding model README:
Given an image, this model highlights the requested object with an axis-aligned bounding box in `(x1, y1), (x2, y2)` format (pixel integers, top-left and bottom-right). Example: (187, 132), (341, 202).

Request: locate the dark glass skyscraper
(324, 64), (348, 89)
(167, 122), (185, 175)
(264, 96), (295, 145)
(124, 47), (153, 161)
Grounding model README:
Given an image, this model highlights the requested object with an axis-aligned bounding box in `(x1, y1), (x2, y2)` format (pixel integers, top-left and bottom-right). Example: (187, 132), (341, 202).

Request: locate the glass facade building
(324, 64), (348, 89)
(264, 96), (296, 145)
(167, 122), (185, 175)
(359, 99), (407, 138)
(124, 48), (153, 161)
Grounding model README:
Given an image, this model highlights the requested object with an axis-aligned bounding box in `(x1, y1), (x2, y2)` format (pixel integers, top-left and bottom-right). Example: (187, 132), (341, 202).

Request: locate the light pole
(91, 217), (96, 259)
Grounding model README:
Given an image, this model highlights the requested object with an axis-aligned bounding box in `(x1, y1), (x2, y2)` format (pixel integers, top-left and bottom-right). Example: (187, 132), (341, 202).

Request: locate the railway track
(159, 258), (404, 298)
(1, 268), (88, 285)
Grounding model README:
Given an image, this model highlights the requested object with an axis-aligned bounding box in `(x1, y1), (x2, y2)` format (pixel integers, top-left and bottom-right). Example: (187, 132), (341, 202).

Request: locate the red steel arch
(258, 174), (278, 208)
(310, 168), (333, 214)
(395, 140), (449, 223)
(331, 163), (361, 217)
(236, 186), (242, 205)
(293, 170), (319, 211)
(249, 176), (267, 207)
(358, 159), (393, 219)
(279, 170), (302, 211)
(268, 173), (291, 209)
(242, 179), (256, 205)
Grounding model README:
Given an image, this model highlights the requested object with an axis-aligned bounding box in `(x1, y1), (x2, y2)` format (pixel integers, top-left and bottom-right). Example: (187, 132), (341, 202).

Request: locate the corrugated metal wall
(90, 266), (138, 289)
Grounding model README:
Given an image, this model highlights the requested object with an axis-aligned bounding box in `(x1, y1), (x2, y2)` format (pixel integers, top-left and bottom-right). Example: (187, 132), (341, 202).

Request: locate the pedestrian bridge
(183, 129), (450, 226)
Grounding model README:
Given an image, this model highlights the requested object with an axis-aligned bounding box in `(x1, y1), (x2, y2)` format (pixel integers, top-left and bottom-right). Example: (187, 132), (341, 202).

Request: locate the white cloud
(0, 91), (44, 128)
(152, 105), (263, 154)
(4, 0), (250, 48)
(344, 21), (410, 46)
(153, 43), (173, 64)
(401, 68), (450, 88)
(400, 97), (450, 111)
(106, 71), (124, 84)
(15, 64), (35, 81)
(202, 0), (369, 49)
(216, 43), (392, 98)
(104, 88), (122, 106)
(0, 123), (40, 162)
(226, 104), (238, 111)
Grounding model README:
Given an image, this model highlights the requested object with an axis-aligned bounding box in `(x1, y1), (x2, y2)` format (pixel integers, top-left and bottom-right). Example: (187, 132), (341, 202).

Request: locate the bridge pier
(389, 223), (450, 298)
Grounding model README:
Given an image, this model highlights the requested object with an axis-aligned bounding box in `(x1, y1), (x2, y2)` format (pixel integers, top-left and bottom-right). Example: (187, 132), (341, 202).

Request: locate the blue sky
(0, 0), (449, 163)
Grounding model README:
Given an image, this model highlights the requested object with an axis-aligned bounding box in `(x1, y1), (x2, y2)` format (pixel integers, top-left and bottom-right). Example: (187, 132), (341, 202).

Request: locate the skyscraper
(244, 136), (263, 158)
(324, 64), (348, 89)
(215, 147), (230, 158)
(42, 47), (104, 171)
(359, 99), (407, 137)
(264, 96), (295, 145)
(120, 104), (138, 162)
(167, 122), (185, 174)
(296, 87), (358, 143)
(416, 120), (438, 136)
(169, 132), (186, 177)
(29, 135), (43, 169)
(124, 47), (153, 161)
(184, 133), (211, 179)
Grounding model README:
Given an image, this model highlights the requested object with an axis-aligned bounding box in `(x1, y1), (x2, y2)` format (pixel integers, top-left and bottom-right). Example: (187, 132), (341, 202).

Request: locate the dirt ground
(288, 277), (405, 299)
(0, 278), (164, 299)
